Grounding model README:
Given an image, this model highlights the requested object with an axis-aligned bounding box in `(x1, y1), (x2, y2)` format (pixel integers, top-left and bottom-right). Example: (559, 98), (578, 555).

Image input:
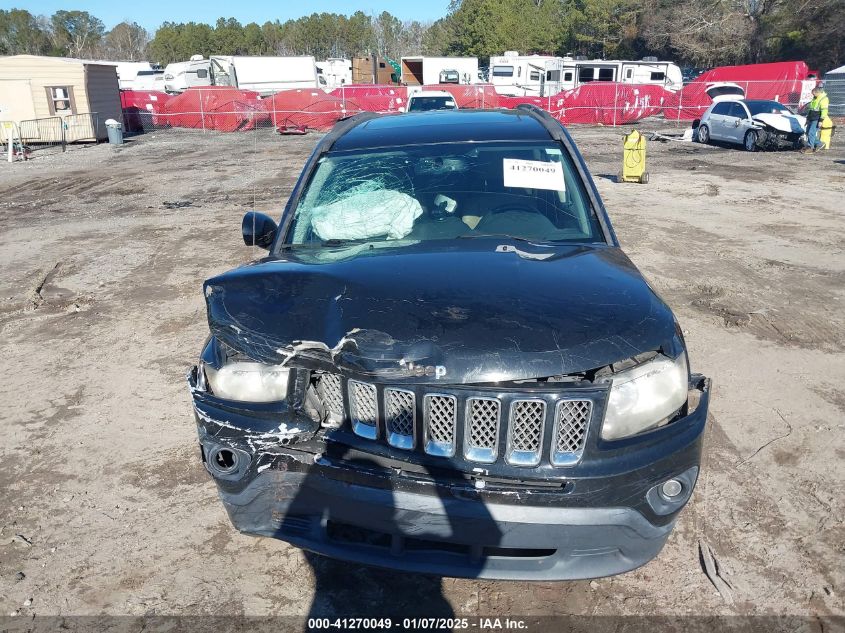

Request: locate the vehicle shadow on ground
(284, 454), (503, 621)
(305, 553), (455, 618)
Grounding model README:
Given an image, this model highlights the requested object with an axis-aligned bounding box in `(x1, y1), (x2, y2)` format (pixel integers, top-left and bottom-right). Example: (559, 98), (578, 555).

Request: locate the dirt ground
(0, 121), (843, 624)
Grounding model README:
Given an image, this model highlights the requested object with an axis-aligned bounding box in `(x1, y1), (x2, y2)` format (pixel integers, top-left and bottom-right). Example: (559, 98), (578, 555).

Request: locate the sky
(18, 0), (453, 31)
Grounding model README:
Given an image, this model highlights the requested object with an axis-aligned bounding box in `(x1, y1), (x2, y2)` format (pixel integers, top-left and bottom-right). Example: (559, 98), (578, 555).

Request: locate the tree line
(1, 0), (843, 71)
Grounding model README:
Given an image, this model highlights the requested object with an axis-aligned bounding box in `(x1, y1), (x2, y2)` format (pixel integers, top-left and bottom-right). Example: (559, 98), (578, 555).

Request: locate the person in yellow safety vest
(802, 86), (829, 153)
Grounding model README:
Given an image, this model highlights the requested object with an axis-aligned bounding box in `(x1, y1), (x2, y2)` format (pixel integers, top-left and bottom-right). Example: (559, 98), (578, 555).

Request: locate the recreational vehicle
(163, 55), (319, 95)
(400, 56), (479, 86)
(490, 53), (561, 96)
(568, 58), (683, 92)
(131, 70), (165, 91)
(490, 52), (683, 96)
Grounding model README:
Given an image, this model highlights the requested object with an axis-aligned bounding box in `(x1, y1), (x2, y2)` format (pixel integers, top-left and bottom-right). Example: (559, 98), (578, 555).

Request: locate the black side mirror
(242, 211), (277, 249)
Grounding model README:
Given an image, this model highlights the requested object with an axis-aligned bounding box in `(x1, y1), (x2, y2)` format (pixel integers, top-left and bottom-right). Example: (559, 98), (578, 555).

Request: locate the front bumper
(191, 373), (710, 580)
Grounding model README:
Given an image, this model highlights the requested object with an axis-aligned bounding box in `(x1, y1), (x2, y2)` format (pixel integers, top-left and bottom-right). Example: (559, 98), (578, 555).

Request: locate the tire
(698, 124), (710, 144)
(617, 171), (624, 183)
(744, 130), (758, 152)
(640, 172), (650, 184)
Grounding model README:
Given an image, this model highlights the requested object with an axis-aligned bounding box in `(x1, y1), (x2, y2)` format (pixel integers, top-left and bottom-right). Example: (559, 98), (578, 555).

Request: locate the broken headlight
(203, 361), (289, 403)
(601, 353), (688, 440)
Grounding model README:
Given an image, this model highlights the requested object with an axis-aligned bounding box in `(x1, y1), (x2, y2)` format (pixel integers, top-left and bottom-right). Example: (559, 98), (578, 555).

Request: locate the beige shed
(0, 55), (121, 143)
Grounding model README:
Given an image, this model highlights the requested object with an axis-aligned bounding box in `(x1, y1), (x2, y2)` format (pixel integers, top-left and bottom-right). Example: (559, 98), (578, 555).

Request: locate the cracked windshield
(287, 141), (604, 247)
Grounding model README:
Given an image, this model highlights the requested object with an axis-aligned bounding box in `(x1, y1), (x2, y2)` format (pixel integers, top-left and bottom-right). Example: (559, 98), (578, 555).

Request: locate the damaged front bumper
(188, 367), (710, 580)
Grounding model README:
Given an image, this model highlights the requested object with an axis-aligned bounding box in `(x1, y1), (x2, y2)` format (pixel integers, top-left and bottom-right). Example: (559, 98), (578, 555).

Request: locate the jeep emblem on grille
(399, 359), (447, 379)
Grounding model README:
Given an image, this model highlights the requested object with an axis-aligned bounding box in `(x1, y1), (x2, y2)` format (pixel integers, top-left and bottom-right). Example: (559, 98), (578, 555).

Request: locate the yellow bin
(619, 129), (649, 184)
(819, 117), (834, 150)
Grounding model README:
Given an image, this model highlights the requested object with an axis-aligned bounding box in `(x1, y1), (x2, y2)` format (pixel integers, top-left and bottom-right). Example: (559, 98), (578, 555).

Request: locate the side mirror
(242, 211), (277, 249)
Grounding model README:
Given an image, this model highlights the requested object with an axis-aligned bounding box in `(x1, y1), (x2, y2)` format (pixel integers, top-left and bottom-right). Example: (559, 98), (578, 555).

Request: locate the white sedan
(697, 86), (806, 151)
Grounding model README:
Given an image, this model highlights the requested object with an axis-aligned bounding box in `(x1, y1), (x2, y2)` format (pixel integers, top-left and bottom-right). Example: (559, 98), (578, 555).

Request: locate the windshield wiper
(279, 238), (366, 250)
(456, 233), (550, 245)
(319, 238), (360, 247)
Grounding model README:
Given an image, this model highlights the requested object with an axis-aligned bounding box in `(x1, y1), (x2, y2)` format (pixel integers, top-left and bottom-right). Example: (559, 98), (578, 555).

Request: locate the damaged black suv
(188, 106), (710, 580)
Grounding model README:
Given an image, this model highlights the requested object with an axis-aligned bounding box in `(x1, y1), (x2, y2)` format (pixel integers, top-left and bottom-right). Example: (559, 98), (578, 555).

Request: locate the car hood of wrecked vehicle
(752, 111), (806, 134)
(203, 242), (681, 384)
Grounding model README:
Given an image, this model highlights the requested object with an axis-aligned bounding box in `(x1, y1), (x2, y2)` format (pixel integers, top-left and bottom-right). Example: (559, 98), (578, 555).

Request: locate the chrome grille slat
(385, 388), (415, 449)
(423, 394), (457, 457)
(552, 400), (592, 466)
(316, 373), (345, 425)
(506, 400), (546, 466)
(312, 375), (593, 468)
(348, 380), (378, 439)
(464, 397), (500, 463)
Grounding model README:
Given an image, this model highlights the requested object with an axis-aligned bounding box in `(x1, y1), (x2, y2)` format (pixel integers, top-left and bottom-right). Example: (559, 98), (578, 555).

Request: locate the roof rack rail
(514, 103), (566, 142)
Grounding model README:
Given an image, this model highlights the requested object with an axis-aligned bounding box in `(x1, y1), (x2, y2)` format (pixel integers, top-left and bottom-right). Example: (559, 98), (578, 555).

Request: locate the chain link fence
(3, 79), (841, 163)
(0, 113), (105, 162)
(118, 79), (843, 139)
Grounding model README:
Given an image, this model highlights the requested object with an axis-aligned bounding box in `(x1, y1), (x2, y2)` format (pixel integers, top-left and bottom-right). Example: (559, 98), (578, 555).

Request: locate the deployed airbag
(311, 190), (423, 241)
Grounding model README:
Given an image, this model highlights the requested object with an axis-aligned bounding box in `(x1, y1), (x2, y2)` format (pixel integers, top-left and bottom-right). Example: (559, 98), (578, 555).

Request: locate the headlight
(601, 354), (688, 440)
(203, 361), (289, 403)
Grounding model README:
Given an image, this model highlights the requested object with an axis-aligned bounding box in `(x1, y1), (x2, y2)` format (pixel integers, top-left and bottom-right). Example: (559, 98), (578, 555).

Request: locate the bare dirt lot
(0, 123), (843, 625)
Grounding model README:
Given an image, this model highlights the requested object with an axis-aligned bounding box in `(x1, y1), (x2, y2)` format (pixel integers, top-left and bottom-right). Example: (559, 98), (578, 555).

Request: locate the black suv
(188, 106), (710, 580)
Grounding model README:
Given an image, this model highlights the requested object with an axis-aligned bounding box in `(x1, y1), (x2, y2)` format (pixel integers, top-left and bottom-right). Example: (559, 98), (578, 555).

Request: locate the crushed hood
(752, 112), (806, 134)
(204, 243), (681, 384)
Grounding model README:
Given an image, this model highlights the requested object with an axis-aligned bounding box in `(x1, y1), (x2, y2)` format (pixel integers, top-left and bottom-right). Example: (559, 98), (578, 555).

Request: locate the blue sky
(18, 1), (453, 31)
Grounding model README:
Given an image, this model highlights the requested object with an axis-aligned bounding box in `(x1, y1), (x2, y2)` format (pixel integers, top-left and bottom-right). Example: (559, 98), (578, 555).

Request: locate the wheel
(617, 171), (624, 183)
(698, 124), (710, 144)
(744, 130), (758, 152)
(639, 172), (649, 184)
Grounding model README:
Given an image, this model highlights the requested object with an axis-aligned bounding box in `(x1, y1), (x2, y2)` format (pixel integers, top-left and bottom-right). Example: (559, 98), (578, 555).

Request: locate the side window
(578, 67), (593, 83)
(529, 70), (541, 81)
(598, 68), (614, 81)
(727, 102), (747, 119)
(625, 68), (633, 79)
(711, 102), (730, 115)
(650, 72), (665, 81)
(196, 68), (208, 79)
(46, 86), (74, 115)
(564, 71), (573, 82)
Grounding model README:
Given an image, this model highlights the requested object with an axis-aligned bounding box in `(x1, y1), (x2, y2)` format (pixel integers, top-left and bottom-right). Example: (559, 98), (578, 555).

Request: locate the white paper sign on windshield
(503, 159), (565, 191)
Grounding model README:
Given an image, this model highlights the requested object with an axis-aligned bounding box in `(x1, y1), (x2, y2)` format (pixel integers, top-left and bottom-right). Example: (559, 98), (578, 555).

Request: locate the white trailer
(131, 70), (165, 91)
(490, 52), (561, 96)
(163, 55), (319, 95)
(95, 61), (158, 90)
(316, 58), (352, 90)
(163, 55), (211, 93)
(400, 56), (479, 86)
(565, 58), (683, 92)
(490, 52), (684, 96)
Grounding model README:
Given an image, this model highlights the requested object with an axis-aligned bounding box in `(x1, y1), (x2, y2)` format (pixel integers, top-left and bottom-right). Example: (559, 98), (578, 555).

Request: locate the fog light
(661, 479), (683, 498)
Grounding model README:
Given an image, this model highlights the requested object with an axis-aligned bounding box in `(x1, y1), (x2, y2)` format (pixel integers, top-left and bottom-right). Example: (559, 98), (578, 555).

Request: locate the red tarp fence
(663, 61), (813, 120)
(500, 83), (671, 125)
(121, 61), (816, 133)
(120, 90), (172, 132)
(162, 86), (269, 132)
